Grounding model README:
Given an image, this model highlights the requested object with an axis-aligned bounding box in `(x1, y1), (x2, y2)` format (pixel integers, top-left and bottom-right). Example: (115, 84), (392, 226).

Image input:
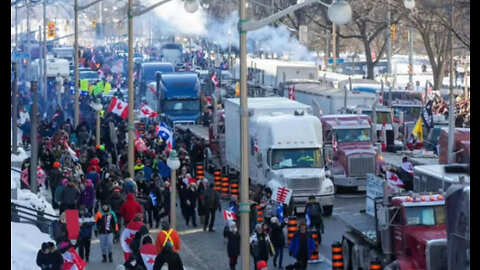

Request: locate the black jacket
(130, 226), (149, 262)
(226, 231), (241, 257)
(107, 192), (125, 214)
(60, 184), (81, 206)
(50, 249), (64, 270)
(153, 246), (184, 270)
(48, 168), (63, 189)
(185, 187), (198, 209)
(270, 222), (286, 248)
(52, 221), (68, 244)
(36, 250), (55, 270)
(97, 180), (114, 203)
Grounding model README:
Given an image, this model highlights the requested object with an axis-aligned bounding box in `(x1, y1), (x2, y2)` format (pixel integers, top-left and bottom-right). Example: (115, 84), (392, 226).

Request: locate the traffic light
(47, 21), (55, 39)
(390, 24), (396, 41)
(408, 65), (413, 75)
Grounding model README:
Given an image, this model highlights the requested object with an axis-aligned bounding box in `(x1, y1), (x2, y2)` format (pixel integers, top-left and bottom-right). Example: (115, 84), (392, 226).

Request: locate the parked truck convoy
(320, 114), (385, 191)
(225, 97), (335, 215)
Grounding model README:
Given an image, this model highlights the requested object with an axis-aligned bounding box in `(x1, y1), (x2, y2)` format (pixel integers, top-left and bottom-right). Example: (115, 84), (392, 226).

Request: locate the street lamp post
(404, 0), (415, 88)
(90, 99), (103, 146)
(167, 150), (181, 230)
(238, 1), (351, 268)
(447, 0), (455, 164)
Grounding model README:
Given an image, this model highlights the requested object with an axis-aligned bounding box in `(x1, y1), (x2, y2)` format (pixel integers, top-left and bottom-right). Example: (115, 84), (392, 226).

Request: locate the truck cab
(158, 73), (201, 127)
(388, 195), (447, 270)
(137, 62), (175, 109)
(320, 114), (384, 191)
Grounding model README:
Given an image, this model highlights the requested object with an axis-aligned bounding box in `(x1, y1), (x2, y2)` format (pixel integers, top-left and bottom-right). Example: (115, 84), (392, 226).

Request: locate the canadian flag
(107, 96), (129, 120)
(62, 247), (87, 270)
(333, 135), (338, 152)
(288, 85), (295, 100)
(386, 170), (404, 187)
(63, 140), (79, 161)
(379, 87), (384, 105)
(147, 83), (157, 95)
(140, 243), (158, 270)
(135, 131), (148, 152)
(139, 104), (158, 118)
(223, 210), (236, 221)
(121, 221), (145, 253)
(210, 72), (220, 88)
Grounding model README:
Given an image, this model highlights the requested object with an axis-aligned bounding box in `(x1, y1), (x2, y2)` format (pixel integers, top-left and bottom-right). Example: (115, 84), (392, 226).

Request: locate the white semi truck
(225, 97), (334, 215)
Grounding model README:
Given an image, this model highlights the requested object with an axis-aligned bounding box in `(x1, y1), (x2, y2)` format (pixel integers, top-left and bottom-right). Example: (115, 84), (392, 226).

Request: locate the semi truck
(338, 183), (447, 270)
(225, 97), (334, 215)
(160, 43), (184, 71)
(137, 62), (175, 110)
(413, 164), (470, 193)
(157, 73), (202, 127)
(320, 114), (385, 191)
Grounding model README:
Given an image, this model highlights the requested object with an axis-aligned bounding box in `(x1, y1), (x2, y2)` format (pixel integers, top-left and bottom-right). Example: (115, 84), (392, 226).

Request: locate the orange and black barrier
(287, 216), (297, 245)
(332, 241), (344, 270)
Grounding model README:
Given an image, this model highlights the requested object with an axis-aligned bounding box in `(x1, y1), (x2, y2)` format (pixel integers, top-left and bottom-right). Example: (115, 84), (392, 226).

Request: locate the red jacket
(120, 193), (143, 223)
(86, 158), (101, 174)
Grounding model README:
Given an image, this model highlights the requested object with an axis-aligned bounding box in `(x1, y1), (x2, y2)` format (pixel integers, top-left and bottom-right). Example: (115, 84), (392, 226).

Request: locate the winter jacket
(124, 178), (138, 195)
(305, 200), (325, 233)
(86, 172), (100, 188)
(203, 187), (220, 210)
(142, 166), (153, 181)
(48, 168), (63, 189)
(288, 231), (316, 259)
(60, 184), (81, 206)
(80, 183), (95, 209)
(185, 187), (198, 212)
(20, 122), (31, 137)
(51, 220), (68, 244)
(50, 249), (64, 270)
(157, 161), (171, 179)
(226, 230), (241, 257)
(94, 207), (118, 234)
(270, 222), (286, 248)
(196, 184), (207, 216)
(146, 185), (163, 209)
(107, 191), (126, 214)
(250, 232), (272, 261)
(86, 159), (101, 174)
(36, 250), (55, 270)
(79, 213), (95, 239)
(54, 185), (64, 205)
(120, 193), (143, 223)
(153, 245), (184, 270)
(155, 228), (181, 254)
(129, 225), (149, 261)
(96, 179), (114, 204)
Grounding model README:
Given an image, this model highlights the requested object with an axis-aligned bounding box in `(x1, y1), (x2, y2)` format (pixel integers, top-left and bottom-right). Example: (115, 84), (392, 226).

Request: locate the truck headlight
(324, 185), (334, 193)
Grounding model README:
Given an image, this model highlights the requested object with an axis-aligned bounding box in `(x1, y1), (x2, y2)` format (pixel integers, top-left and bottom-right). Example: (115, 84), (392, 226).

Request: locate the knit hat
(256, 260), (268, 269)
(53, 162), (60, 168)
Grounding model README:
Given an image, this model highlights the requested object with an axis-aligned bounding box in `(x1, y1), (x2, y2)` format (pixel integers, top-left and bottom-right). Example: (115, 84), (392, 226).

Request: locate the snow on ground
(12, 188), (57, 216)
(11, 169), (20, 190)
(11, 222), (52, 270)
(11, 146), (29, 162)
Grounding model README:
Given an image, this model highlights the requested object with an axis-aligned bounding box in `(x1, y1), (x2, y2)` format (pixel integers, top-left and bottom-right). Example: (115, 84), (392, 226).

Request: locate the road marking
(178, 228), (204, 236)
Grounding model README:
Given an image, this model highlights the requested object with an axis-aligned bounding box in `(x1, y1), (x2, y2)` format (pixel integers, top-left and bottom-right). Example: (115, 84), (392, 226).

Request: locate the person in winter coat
(20, 119), (31, 148)
(46, 242), (64, 270)
(80, 179), (95, 214)
(50, 212), (69, 244)
(54, 179), (68, 211)
(86, 168), (100, 189)
(86, 158), (101, 174)
(48, 162), (63, 209)
(142, 159), (153, 182)
(107, 187), (126, 242)
(269, 217), (286, 268)
(94, 203), (119, 263)
(250, 224), (273, 269)
(129, 225), (149, 265)
(124, 176), (138, 196)
(288, 221), (316, 270)
(156, 220), (181, 254)
(134, 158), (145, 176)
(60, 180), (81, 212)
(202, 183), (221, 232)
(177, 174), (189, 221)
(196, 178), (208, 224)
(153, 242), (184, 270)
(305, 196), (324, 244)
(185, 181), (198, 227)
(120, 193), (143, 226)
(145, 179), (163, 228)
(97, 176), (114, 206)
(36, 242), (55, 270)
(226, 222), (241, 270)
(77, 205), (95, 262)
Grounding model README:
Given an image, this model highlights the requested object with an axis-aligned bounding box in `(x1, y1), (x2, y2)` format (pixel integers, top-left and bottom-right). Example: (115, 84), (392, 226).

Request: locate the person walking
(153, 242), (184, 270)
(269, 217), (286, 268)
(288, 221), (316, 270)
(185, 180), (198, 227)
(250, 224), (274, 269)
(107, 186), (126, 242)
(155, 220), (181, 254)
(36, 242), (54, 270)
(60, 180), (81, 213)
(77, 205), (95, 262)
(120, 193), (143, 227)
(94, 202), (119, 263)
(129, 225), (149, 266)
(145, 179), (163, 229)
(203, 183), (221, 232)
(197, 178), (208, 225)
(47, 242), (64, 270)
(48, 162), (63, 209)
(305, 196), (324, 245)
(80, 179), (95, 214)
(50, 212), (68, 245)
(225, 222), (240, 270)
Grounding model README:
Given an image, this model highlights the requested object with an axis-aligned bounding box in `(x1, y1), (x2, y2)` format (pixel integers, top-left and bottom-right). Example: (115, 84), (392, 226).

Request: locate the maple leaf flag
(135, 131), (148, 152)
(210, 72), (220, 88)
(223, 210), (236, 221)
(107, 96), (129, 120)
(121, 221), (145, 253)
(140, 244), (158, 270)
(139, 104), (158, 118)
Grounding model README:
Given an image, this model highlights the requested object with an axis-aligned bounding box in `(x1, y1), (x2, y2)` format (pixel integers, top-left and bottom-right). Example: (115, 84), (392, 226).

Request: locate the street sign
(328, 58), (344, 64)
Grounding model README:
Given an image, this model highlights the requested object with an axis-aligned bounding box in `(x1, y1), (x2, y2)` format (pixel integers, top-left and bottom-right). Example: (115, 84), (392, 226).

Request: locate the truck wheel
(342, 238), (352, 270)
(322, 205), (333, 216)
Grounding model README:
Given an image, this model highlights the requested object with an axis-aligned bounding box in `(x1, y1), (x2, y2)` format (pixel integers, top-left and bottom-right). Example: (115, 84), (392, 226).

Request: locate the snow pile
(12, 189), (57, 217)
(11, 147), (29, 162)
(11, 169), (20, 190)
(11, 222), (52, 270)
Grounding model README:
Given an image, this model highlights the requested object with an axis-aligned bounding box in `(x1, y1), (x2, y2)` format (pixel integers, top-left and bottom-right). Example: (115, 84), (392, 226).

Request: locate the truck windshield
(405, 205), (446, 226)
(334, 128), (371, 143)
(362, 111), (392, 124)
(393, 106), (422, 120)
(164, 100), (200, 111)
(270, 148), (323, 169)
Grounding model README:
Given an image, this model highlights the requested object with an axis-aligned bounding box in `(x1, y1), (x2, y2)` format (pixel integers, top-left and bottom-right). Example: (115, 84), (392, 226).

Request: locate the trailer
(413, 164), (470, 193)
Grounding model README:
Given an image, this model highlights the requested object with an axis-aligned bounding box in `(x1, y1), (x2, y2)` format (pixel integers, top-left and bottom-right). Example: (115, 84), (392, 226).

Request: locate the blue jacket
(21, 122), (31, 137)
(157, 160), (171, 179)
(79, 213), (95, 239)
(143, 165), (153, 181)
(288, 231), (316, 259)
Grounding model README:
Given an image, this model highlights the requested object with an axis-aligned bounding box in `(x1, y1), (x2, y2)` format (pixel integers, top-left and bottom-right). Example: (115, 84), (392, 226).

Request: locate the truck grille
(347, 155), (375, 177)
(288, 178), (320, 196)
(426, 239), (447, 270)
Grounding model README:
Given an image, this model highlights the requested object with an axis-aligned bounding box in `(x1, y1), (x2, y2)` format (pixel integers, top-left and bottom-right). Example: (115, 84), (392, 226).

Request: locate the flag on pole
(158, 122), (175, 150)
(386, 170), (404, 187)
(422, 100), (434, 133)
(63, 140), (79, 162)
(223, 210), (236, 221)
(139, 104), (158, 118)
(135, 131), (148, 152)
(107, 96), (129, 120)
(140, 244), (158, 270)
(210, 72), (220, 88)
(272, 187), (293, 205)
(305, 209), (311, 226)
(276, 204), (284, 223)
(62, 246), (87, 270)
(411, 117), (423, 142)
(121, 221), (144, 253)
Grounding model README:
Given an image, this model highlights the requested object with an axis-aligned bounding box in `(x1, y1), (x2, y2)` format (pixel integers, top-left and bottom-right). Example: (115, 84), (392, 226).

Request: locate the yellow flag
(80, 80), (89, 91)
(104, 82), (112, 94)
(411, 117), (423, 142)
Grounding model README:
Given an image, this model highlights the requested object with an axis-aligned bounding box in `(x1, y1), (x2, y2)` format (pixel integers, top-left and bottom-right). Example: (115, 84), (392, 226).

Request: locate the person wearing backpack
(202, 183), (221, 232)
(304, 196), (324, 245)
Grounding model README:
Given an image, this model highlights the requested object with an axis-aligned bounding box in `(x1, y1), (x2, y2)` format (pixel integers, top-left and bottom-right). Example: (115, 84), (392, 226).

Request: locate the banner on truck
(273, 187), (293, 205)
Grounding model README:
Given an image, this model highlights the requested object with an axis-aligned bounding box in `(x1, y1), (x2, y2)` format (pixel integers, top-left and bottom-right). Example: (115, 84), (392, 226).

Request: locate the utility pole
(239, 0), (251, 268)
(127, 0), (135, 178)
(386, 0), (392, 75)
(30, 81), (38, 194)
(39, 26), (43, 101)
(12, 63), (19, 154)
(74, 0), (79, 128)
(408, 27), (414, 87)
(43, 1), (47, 102)
(332, 23), (337, 72)
(26, 1), (30, 83)
(447, 0), (455, 164)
